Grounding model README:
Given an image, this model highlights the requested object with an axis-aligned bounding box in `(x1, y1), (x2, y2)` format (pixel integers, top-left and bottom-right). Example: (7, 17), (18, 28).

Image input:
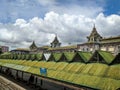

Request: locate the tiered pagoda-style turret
(51, 35), (61, 48)
(29, 41), (37, 51)
(87, 24), (102, 43)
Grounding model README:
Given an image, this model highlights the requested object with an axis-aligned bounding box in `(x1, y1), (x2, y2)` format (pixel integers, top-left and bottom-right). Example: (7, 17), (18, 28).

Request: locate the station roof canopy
(0, 59), (120, 90)
(89, 50), (115, 64)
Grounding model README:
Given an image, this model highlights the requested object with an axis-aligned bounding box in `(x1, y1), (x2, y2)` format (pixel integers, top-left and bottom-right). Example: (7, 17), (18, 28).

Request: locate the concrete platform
(0, 75), (26, 90)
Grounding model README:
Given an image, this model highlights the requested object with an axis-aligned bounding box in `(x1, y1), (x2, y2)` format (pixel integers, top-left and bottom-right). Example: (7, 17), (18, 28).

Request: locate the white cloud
(14, 19), (27, 26)
(0, 12), (120, 50)
(50, 4), (103, 18)
(0, 0), (105, 23)
(95, 13), (120, 37)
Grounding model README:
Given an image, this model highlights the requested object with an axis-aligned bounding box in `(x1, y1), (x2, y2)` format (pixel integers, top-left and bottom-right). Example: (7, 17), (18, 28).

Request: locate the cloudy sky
(0, 0), (120, 50)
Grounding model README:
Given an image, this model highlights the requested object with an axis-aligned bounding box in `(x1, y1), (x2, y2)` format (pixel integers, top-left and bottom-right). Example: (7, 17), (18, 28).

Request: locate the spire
(93, 23), (95, 28)
(92, 23), (97, 32)
(90, 24), (100, 37)
(29, 41), (37, 51)
(87, 24), (102, 43)
(51, 34), (61, 48)
(52, 34), (59, 43)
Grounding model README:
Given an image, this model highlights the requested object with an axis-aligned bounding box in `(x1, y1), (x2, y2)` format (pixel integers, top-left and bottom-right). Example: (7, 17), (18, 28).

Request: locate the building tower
(51, 35), (61, 48)
(87, 24), (102, 43)
(29, 41), (37, 51)
(87, 24), (102, 52)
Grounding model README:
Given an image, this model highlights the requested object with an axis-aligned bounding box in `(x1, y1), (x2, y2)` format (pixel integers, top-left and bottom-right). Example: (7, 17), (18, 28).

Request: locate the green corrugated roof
(53, 53), (63, 61)
(26, 67), (40, 75)
(64, 52), (76, 62)
(21, 54), (25, 60)
(0, 62), (4, 66)
(25, 54), (30, 60)
(36, 53), (42, 60)
(12, 65), (24, 70)
(55, 62), (68, 70)
(64, 63), (85, 73)
(106, 65), (120, 80)
(0, 52), (11, 55)
(30, 54), (36, 60)
(98, 51), (115, 64)
(77, 52), (92, 62)
(0, 59), (120, 90)
(72, 73), (120, 90)
(3, 63), (15, 68)
(21, 66), (31, 72)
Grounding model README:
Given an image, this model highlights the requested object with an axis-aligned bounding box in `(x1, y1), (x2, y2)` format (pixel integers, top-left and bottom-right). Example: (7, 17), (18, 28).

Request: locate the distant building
(11, 25), (120, 55)
(100, 36), (120, 55)
(50, 35), (61, 48)
(77, 25), (120, 55)
(0, 46), (9, 53)
(10, 41), (38, 54)
(47, 45), (77, 53)
(29, 41), (38, 51)
(37, 46), (50, 53)
(11, 48), (30, 54)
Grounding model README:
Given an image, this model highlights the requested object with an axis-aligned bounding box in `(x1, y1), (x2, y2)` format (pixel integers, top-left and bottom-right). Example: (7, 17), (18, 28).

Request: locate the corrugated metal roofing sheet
(0, 59), (120, 90)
